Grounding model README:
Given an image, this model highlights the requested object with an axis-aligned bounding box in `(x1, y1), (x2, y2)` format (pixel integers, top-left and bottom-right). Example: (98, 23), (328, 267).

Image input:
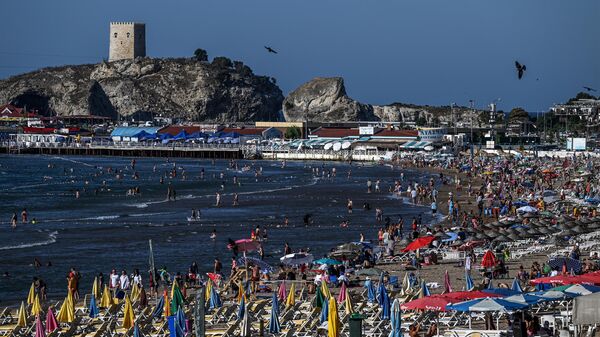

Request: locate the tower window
(114, 33), (117, 38)
(127, 32), (130, 38)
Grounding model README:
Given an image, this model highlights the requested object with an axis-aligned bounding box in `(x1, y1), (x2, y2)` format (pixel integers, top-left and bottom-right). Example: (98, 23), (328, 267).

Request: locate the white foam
(0, 231), (58, 251)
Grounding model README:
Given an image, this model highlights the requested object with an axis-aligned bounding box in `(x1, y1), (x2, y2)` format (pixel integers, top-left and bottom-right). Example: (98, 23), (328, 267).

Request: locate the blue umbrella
(176, 308), (187, 335)
(548, 257), (582, 274)
(88, 294), (99, 318)
(314, 258), (342, 265)
(237, 296), (245, 320)
(487, 277), (495, 290)
(511, 278), (523, 293)
(504, 294), (544, 305)
(320, 295), (329, 323)
(389, 298), (402, 337)
(152, 295), (164, 318)
(209, 284), (222, 309)
(133, 322), (142, 337)
(377, 281), (391, 320)
(483, 288), (520, 297)
(421, 281), (431, 297)
(237, 257), (274, 273)
(365, 279), (376, 303)
(269, 296), (281, 334)
(447, 298), (529, 312)
(465, 272), (474, 291)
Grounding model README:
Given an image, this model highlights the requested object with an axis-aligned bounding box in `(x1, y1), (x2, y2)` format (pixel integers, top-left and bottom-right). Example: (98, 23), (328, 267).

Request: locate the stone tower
(109, 22), (146, 61)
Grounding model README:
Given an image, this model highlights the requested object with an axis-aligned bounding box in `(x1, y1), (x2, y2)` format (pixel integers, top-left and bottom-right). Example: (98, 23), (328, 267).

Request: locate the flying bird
(515, 61), (526, 79)
(583, 86), (597, 92)
(264, 46), (278, 54)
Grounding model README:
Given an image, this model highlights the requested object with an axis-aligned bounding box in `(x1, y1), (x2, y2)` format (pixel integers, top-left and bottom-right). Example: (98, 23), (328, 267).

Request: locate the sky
(1, 0), (598, 112)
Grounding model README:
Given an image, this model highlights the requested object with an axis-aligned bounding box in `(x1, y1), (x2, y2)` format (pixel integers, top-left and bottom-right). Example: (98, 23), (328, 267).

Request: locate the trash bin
(349, 313), (364, 337)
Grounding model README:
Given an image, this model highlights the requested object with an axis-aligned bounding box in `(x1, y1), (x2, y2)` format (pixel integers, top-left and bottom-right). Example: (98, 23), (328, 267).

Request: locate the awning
(400, 141), (432, 149)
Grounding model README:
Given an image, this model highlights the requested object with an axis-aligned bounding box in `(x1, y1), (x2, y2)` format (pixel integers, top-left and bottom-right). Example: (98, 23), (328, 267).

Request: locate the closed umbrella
(315, 287), (325, 309)
(209, 283), (222, 309)
(269, 294), (281, 334)
(31, 294), (42, 316)
(321, 280), (332, 300)
(420, 280), (431, 298)
(240, 302), (251, 337)
(365, 279), (376, 303)
(194, 288), (206, 337)
(170, 282), (184, 314)
(56, 293), (74, 323)
(88, 294), (99, 318)
(133, 323), (141, 337)
(343, 288), (354, 315)
(151, 295), (164, 319)
(92, 277), (101, 300)
(271, 291), (280, 317)
(237, 296), (245, 320)
(35, 314), (46, 337)
(320, 295), (329, 323)
(337, 282), (347, 303)
(378, 281), (391, 320)
(163, 290), (170, 319)
(122, 295), (135, 329)
(390, 299), (403, 337)
(285, 282), (295, 308)
(481, 250), (497, 268)
(278, 281), (287, 303)
(45, 307), (58, 333)
(327, 296), (340, 337)
(139, 288), (148, 308)
(130, 283), (140, 302)
(444, 270), (453, 293)
(27, 282), (36, 305)
(176, 308), (187, 336)
(100, 285), (112, 308)
(512, 278), (523, 293)
(16, 301), (27, 327)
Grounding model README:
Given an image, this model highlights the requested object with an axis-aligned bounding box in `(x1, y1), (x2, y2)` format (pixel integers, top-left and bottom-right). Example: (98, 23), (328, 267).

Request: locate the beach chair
(0, 308), (12, 325)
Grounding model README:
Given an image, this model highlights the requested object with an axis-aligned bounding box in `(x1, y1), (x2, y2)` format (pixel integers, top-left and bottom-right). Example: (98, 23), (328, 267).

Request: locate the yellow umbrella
(321, 280), (331, 299)
(91, 277), (101, 300)
(343, 288), (354, 316)
(31, 294), (42, 316)
(122, 295), (135, 329)
(100, 285), (112, 308)
(16, 301), (27, 327)
(205, 280), (212, 302)
(56, 293), (74, 323)
(130, 283), (140, 302)
(285, 282), (295, 308)
(163, 291), (170, 319)
(27, 283), (36, 305)
(327, 296), (340, 337)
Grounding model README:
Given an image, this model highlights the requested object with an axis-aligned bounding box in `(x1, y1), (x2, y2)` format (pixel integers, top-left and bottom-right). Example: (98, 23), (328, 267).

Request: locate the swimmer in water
(210, 229), (217, 240)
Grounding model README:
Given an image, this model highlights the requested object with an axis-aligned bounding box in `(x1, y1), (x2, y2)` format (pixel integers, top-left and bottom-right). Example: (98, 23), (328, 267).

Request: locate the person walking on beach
(109, 269), (119, 290)
(132, 269), (142, 287)
(119, 270), (130, 290)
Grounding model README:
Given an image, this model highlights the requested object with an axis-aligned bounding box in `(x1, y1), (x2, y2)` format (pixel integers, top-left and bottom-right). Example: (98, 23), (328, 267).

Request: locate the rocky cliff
(283, 77), (481, 125)
(0, 57), (284, 122)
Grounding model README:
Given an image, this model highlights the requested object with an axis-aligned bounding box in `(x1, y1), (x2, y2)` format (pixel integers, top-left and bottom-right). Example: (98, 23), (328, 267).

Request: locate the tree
(193, 48), (208, 62)
(284, 126), (301, 139)
(568, 92), (596, 103)
(508, 107), (529, 120)
(212, 56), (233, 69)
(416, 116), (428, 126)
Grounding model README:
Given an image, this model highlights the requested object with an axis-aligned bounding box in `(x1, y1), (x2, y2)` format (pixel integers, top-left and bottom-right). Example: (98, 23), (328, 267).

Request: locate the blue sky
(1, 0), (598, 112)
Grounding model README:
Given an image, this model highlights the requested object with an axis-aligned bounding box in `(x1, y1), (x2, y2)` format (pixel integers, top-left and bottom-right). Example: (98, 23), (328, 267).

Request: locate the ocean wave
(0, 231), (58, 251)
(51, 156), (95, 167)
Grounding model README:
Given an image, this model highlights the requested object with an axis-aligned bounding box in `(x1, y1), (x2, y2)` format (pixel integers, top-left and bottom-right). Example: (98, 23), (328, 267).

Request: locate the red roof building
(309, 127), (360, 138)
(0, 104), (40, 120)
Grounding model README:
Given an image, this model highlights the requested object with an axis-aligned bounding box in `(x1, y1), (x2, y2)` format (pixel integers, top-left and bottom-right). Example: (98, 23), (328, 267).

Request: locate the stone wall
(109, 22), (146, 61)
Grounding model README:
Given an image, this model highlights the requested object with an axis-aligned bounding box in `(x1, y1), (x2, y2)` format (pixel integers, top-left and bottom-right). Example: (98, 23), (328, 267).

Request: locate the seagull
(515, 61), (526, 79)
(264, 46), (278, 54)
(583, 86), (597, 92)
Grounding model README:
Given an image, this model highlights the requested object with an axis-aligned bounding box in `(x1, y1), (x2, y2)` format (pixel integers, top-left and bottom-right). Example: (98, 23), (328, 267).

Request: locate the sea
(0, 155), (438, 304)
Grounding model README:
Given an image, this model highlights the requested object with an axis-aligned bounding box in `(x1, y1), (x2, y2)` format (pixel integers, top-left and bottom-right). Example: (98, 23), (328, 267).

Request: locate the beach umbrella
(517, 206), (538, 213)
(447, 298), (528, 312)
(139, 287), (148, 308)
(170, 282), (185, 314)
(31, 294), (42, 316)
(238, 256), (274, 273)
(465, 272), (474, 291)
(443, 291), (503, 301)
(401, 296), (453, 311)
(512, 278), (523, 293)
(130, 283), (140, 302)
(88, 294), (99, 318)
(504, 294), (544, 305)
(151, 295), (164, 319)
(271, 291), (280, 317)
(343, 288), (354, 315)
(548, 257), (582, 274)
(402, 236), (435, 252)
(280, 253), (314, 266)
(321, 280), (332, 300)
(314, 258), (342, 265)
(561, 284), (600, 296)
(327, 296), (340, 337)
(444, 270), (453, 293)
(278, 281), (287, 303)
(27, 282), (36, 305)
(230, 238), (260, 252)
(16, 301), (27, 327)
(100, 285), (112, 308)
(163, 290), (170, 319)
(45, 307), (58, 333)
(92, 277), (101, 300)
(133, 323), (142, 337)
(390, 299), (402, 337)
(315, 286), (325, 309)
(57, 292), (74, 323)
(240, 302), (251, 337)
(176, 308), (187, 336)
(35, 314), (46, 337)
(209, 283), (222, 309)
(378, 281), (391, 320)
(531, 290), (573, 301)
(237, 296), (245, 320)
(366, 279), (376, 303)
(286, 282), (296, 308)
(337, 282), (347, 303)
(487, 277), (495, 290)
(269, 295), (281, 334)
(420, 280), (431, 298)
(122, 295), (135, 329)
(320, 294), (329, 323)
(194, 288), (206, 337)
(205, 280), (213, 302)
(481, 250), (497, 268)
(482, 288), (520, 296)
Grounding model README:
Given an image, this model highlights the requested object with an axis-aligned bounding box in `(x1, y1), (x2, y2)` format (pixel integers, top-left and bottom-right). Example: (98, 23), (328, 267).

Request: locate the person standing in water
(215, 192), (221, 207)
(11, 213), (17, 229)
(233, 193), (239, 206)
(347, 199), (353, 214)
(21, 209), (28, 223)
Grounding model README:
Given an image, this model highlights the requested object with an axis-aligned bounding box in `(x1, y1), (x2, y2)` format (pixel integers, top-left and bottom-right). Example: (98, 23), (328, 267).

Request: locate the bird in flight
(583, 86), (597, 92)
(515, 61), (526, 79)
(264, 46), (278, 54)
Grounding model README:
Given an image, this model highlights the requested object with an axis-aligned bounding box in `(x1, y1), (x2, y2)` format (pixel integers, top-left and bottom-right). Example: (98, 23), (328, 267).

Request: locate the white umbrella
(517, 205), (538, 213)
(280, 253), (314, 266)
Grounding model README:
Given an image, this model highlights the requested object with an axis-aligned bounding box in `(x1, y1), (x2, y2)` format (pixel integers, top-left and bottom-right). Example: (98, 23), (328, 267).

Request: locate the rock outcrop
(0, 57), (284, 122)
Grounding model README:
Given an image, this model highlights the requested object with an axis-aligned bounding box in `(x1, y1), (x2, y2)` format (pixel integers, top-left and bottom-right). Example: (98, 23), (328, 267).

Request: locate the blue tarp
(111, 127), (162, 138)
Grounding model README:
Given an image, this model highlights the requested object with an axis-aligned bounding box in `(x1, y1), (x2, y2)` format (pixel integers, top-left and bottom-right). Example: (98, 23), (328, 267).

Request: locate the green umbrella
(315, 286), (325, 309)
(171, 283), (185, 313)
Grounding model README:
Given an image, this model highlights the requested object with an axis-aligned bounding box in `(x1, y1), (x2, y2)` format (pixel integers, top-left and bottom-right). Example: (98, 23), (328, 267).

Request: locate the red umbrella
(457, 240), (485, 251)
(228, 239), (260, 253)
(402, 236), (435, 252)
(441, 291), (502, 301)
(530, 273), (600, 286)
(481, 250), (497, 268)
(401, 295), (453, 312)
